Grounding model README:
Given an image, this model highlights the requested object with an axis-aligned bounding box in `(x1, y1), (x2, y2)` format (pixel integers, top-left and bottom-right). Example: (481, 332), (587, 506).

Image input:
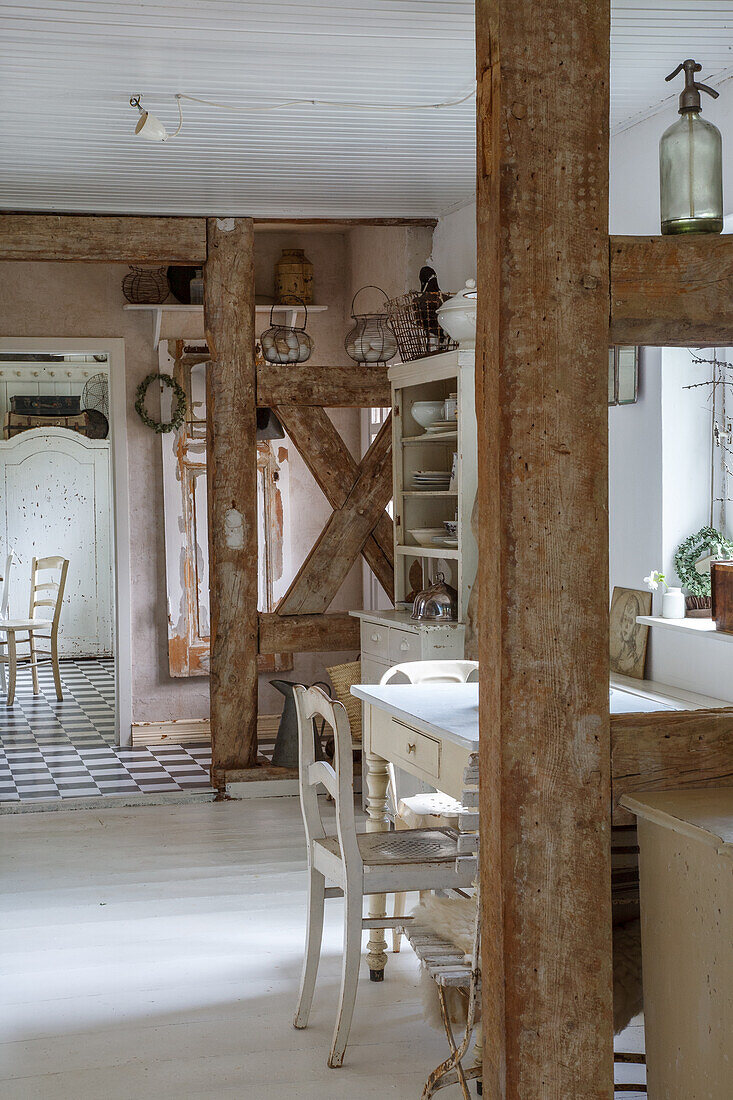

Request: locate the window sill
(637, 615), (733, 644)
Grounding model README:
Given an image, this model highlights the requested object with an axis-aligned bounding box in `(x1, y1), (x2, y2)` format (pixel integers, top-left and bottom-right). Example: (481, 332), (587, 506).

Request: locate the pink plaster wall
(0, 224), (433, 725)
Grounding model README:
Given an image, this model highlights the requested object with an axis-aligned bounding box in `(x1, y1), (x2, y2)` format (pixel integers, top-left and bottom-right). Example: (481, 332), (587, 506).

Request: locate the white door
(0, 428), (113, 657)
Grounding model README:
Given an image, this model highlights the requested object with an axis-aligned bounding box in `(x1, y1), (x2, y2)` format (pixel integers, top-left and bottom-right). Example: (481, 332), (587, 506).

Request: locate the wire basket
(122, 265), (169, 304)
(260, 296), (313, 364)
(345, 285), (398, 364)
(386, 289), (458, 362)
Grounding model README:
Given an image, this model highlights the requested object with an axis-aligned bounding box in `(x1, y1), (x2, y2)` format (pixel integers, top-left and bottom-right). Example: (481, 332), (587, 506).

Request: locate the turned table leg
(365, 747), (391, 981)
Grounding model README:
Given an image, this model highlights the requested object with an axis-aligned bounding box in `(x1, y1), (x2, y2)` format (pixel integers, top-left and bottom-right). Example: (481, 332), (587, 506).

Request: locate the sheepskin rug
(410, 897), (644, 1038)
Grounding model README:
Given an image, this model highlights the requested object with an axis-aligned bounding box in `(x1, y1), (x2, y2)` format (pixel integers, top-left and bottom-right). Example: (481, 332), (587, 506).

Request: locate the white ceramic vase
(661, 587), (686, 619)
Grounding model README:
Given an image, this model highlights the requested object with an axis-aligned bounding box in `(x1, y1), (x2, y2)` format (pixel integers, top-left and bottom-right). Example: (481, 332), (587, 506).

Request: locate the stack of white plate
(426, 419), (458, 435)
(413, 470), (452, 490)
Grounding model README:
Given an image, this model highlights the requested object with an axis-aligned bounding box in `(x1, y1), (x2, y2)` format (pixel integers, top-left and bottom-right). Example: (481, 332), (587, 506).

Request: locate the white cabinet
(389, 349), (477, 622)
(0, 428), (113, 658)
(352, 610), (466, 684)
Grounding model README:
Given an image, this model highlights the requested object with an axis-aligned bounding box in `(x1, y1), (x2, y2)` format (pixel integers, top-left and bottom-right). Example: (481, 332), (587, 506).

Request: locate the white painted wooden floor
(1, 797), (451, 1099)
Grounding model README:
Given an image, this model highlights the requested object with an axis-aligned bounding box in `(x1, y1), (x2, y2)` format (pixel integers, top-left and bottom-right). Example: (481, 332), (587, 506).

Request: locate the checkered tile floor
(0, 659), (213, 804)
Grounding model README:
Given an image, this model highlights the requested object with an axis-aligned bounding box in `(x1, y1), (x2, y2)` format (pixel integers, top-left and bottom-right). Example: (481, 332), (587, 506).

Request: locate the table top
(351, 683), (688, 751)
(621, 788), (733, 856)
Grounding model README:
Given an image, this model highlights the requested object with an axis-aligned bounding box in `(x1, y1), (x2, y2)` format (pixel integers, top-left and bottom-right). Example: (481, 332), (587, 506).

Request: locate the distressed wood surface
(611, 708), (733, 826)
(0, 214), (206, 263)
(258, 611), (360, 654)
(476, 2), (614, 1097)
(275, 416), (393, 615)
(275, 405), (394, 600)
(204, 217), (258, 772)
(257, 364), (390, 407)
(610, 235), (733, 346)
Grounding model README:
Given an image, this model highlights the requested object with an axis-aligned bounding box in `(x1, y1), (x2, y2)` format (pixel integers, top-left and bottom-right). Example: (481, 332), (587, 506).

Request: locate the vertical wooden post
(204, 217), (259, 774)
(476, 3), (613, 1097)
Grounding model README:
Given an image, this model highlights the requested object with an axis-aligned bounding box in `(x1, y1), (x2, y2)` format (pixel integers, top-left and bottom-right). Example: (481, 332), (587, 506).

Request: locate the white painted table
(351, 682), (690, 977)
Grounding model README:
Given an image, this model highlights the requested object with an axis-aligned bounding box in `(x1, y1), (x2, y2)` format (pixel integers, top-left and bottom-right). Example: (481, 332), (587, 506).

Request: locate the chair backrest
(293, 684), (362, 876)
(29, 556), (69, 632)
(380, 659), (479, 686)
(1, 550), (15, 619)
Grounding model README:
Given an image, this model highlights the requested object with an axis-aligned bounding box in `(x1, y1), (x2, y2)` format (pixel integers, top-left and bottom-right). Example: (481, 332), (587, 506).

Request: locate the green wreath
(135, 372), (187, 434)
(673, 526), (733, 597)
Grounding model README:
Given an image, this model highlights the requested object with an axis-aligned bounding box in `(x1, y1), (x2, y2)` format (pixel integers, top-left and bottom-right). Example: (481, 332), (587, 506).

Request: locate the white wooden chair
(0, 556), (69, 705)
(380, 660), (479, 951)
(292, 683), (475, 1069)
(0, 550), (16, 694)
(404, 752), (481, 1100)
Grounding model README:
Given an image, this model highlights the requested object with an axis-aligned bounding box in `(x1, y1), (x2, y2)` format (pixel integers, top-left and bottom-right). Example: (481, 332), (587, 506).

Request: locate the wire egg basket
(261, 297), (314, 364)
(121, 266), (169, 304)
(345, 286), (398, 364)
(386, 289), (457, 362)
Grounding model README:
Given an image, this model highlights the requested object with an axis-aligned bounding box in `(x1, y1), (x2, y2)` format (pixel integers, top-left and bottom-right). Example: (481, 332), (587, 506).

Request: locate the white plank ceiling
(1, 0), (733, 217)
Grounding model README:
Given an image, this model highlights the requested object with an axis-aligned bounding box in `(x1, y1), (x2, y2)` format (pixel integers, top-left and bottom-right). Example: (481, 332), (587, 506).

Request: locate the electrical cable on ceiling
(130, 85), (476, 141)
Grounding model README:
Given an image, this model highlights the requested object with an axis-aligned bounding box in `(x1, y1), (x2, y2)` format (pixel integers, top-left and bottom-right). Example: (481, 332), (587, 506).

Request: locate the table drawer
(361, 623), (389, 658)
(388, 627), (421, 664)
(372, 717), (441, 781)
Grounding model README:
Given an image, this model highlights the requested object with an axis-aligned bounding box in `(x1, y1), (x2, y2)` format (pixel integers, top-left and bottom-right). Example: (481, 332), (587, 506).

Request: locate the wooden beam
(275, 405), (394, 599)
(257, 364), (390, 407)
(275, 417), (393, 615)
(204, 217), (258, 772)
(610, 235), (733, 346)
(0, 214), (206, 263)
(611, 708), (733, 825)
(476, 1), (614, 1096)
(258, 611), (360, 653)
(253, 217), (437, 228)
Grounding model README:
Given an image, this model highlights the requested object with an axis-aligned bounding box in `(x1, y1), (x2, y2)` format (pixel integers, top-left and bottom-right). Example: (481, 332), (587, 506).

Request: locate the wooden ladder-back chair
(380, 659), (479, 951)
(0, 556), (69, 705)
(404, 752), (481, 1100)
(292, 684), (475, 1069)
(0, 550), (16, 695)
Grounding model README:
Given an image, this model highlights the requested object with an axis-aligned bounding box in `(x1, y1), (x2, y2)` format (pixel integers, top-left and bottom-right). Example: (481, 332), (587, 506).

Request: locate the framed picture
(608, 346), (639, 406)
(609, 586), (652, 679)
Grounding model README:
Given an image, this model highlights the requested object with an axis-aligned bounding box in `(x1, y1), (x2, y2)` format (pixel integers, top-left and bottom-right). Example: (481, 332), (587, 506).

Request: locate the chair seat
(397, 792), (462, 830)
(317, 826), (460, 867)
(0, 618), (52, 631)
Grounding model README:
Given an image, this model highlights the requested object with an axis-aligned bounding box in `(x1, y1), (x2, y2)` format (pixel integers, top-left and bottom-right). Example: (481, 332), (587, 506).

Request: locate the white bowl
(408, 528), (446, 547)
(410, 400), (444, 430)
(437, 279), (477, 348)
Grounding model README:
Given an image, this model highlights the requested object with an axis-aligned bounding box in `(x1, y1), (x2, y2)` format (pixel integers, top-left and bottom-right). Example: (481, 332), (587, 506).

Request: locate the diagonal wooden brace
(274, 408), (394, 614)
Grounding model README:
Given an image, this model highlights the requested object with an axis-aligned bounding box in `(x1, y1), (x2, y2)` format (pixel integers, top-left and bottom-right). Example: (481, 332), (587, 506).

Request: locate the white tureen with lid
(436, 278), (477, 348)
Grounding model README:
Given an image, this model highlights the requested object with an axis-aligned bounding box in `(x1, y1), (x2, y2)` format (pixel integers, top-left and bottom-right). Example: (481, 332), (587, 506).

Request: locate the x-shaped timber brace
(7, 200), (733, 1093)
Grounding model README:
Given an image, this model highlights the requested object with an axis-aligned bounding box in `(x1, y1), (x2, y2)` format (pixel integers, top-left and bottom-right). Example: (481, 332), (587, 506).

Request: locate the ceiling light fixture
(129, 86), (475, 141)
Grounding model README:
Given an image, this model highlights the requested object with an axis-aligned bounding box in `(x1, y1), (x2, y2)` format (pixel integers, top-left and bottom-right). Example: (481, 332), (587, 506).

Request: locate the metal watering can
(270, 679), (330, 769)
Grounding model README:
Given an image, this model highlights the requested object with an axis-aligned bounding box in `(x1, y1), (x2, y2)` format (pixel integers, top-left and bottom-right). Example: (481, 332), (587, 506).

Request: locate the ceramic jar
(436, 279), (478, 348)
(661, 586), (686, 618)
(274, 249), (313, 304)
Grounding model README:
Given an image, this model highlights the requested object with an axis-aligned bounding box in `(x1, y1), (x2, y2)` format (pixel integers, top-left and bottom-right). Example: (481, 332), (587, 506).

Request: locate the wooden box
(711, 560), (733, 634)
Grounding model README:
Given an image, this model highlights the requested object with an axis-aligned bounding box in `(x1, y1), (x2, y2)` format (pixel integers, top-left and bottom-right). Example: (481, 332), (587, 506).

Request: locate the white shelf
(123, 302), (328, 346)
(637, 615), (733, 644)
(401, 433), (457, 445)
(396, 546), (459, 559)
(401, 490), (457, 498)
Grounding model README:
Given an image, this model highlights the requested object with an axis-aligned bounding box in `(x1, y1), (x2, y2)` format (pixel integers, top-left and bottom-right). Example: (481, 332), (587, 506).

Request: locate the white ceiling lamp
(130, 95), (174, 142)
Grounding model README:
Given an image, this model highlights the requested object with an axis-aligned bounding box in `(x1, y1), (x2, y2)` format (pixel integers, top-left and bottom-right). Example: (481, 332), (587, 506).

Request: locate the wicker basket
(386, 290), (457, 362)
(326, 660), (363, 743)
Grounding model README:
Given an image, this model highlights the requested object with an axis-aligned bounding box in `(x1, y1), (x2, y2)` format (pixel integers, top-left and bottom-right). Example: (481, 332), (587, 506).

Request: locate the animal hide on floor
(411, 899), (644, 1038)
(410, 894), (478, 1032)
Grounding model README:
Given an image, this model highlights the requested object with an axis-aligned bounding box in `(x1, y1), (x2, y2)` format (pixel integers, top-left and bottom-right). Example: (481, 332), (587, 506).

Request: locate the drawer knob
(400, 641), (410, 651)
(407, 742), (416, 754)
(371, 633), (380, 643)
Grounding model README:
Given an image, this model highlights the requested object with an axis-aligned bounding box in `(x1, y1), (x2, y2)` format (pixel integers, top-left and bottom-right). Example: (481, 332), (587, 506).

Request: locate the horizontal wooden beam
(254, 217), (437, 228)
(257, 364), (390, 407)
(611, 707), (733, 825)
(0, 215), (207, 263)
(259, 611), (360, 653)
(610, 234), (733, 346)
